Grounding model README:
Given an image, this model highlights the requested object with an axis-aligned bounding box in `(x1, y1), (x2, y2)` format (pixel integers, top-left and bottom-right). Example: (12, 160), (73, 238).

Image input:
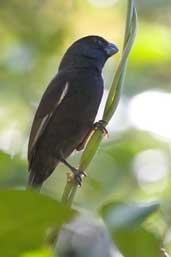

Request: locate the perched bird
(28, 35), (118, 189)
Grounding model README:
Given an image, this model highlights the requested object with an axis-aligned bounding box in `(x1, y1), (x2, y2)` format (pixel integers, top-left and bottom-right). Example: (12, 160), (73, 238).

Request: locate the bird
(28, 35), (118, 189)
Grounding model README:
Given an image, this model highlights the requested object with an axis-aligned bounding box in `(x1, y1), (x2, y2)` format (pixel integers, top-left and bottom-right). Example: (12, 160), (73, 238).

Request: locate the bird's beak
(105, 43), (119, 57)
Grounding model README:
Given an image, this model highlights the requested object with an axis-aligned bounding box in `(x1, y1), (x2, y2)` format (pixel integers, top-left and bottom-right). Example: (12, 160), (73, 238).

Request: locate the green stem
(61, 0), (137, 205)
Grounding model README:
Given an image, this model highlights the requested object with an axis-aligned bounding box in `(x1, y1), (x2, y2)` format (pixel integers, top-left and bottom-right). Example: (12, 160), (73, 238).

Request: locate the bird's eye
(94, 38), (106, 48)
(97, 38), (105, 47)
(98, 40), (104, 46)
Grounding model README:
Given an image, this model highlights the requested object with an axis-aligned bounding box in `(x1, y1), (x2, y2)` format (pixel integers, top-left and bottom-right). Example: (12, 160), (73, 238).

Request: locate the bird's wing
(28, 74), (69, 163)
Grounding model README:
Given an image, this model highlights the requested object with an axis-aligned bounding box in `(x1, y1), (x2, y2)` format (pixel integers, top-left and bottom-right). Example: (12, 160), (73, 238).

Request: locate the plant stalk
(61, 0), (137, 206)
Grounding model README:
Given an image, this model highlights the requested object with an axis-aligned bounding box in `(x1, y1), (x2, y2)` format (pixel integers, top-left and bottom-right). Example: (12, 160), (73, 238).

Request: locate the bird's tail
(27, 169), (42, 191)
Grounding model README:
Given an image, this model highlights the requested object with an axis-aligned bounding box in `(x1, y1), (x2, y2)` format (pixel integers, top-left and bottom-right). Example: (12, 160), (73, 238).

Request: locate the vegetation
(0, 0), (171, 256)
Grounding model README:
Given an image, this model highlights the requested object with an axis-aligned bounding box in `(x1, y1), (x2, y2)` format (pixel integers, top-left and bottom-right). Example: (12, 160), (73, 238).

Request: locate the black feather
(28, 35), (118, 188)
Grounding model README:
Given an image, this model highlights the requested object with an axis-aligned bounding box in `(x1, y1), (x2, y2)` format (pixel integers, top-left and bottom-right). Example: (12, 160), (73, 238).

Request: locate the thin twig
(61, 0), (137, 205)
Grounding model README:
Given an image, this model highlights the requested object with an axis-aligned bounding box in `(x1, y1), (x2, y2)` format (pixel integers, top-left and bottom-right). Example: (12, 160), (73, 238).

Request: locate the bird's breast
(68, 71), (104, 115)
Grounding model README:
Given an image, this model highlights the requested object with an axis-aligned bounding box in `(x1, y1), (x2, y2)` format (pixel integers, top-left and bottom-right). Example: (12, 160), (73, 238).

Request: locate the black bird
(28, 35), (118, 189)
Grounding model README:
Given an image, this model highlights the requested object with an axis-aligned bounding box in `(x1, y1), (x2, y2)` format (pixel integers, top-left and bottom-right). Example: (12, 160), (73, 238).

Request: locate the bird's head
(59, 35), (119, 72)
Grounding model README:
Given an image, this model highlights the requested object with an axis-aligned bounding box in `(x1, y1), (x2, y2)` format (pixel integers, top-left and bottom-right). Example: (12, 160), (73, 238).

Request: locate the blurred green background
(0, 0), (171, 256)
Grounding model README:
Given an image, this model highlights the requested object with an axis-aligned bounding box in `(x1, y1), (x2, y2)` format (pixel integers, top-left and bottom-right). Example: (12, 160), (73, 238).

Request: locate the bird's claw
(69, 169), (87, 186)
(93, 120), (108, 136)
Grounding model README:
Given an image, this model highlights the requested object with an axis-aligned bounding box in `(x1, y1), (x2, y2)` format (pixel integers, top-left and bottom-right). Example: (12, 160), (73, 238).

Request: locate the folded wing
(28, 74), (69, 166)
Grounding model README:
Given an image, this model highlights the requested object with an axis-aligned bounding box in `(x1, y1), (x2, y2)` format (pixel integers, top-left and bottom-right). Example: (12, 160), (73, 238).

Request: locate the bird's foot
(59, 154), (87, 186)
(67, 168), (87, 186)
(93, 120), (108, 136)
(72, 168), (87, 186)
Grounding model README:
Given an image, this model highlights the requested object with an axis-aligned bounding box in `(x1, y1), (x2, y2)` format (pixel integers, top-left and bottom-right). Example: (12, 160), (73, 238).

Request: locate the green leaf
(114, 227), (161, 257)
(21, 247), (52, 257)
(101, 201), (159, 230)
(0, 190), (75, 257)
(0, 151), (26, 188)
(79, 130), (103, 171)
(103, 1), (137, 122)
